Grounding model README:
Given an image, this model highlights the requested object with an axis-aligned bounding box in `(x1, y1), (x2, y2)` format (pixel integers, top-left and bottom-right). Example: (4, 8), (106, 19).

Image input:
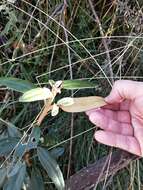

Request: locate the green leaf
(29, 168), (45, 190)
(6, 123), (21, 138)
(0, 118), (21, 138)
(50, 147), (64, 160)
(15, 127), (41, 157)
(0, 137), (20, 156)
(62, 79), (96, 90)
(0, 168), (7, 188)
(14, 144), (26, 158)
(7, 161), (23, 178)
(3, 162), (26, 190)
(19, 87), (52, 102)
(37, 147), (65, 190)
(0, 77), (35, 93)
(29, 126), (41, 145)
(7, 124), (21, 138)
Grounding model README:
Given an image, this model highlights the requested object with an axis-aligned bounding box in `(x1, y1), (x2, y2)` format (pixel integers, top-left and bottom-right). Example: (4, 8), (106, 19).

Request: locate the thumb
(105, 80), (143, 104)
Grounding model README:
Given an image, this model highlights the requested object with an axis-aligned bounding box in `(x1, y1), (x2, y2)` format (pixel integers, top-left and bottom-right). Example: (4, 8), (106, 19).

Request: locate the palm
(86, 98), (143, 156)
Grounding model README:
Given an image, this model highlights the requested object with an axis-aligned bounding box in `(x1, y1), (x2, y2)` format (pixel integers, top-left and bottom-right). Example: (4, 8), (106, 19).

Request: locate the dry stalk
(88, 0), (114, 84)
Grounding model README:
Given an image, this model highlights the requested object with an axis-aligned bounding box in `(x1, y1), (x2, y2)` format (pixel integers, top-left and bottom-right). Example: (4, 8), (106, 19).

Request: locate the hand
(86, 80), (143, 156)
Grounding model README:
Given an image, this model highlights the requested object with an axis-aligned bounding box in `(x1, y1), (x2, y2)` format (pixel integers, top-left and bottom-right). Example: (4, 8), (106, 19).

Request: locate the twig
(61, 1), (74, 178)
(37, 81), (62, 125)
(37, 102), (53, 125)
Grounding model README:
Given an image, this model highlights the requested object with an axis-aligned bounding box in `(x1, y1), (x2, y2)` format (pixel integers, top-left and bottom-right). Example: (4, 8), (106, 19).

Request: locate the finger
(120, 100), (130, 111)
(101, 109), (131, 123)
(94, 130), (141, 156)
(86, 108), (131, 123)
(88, 112), (133, 135)
(86, 108), (101, 116)
(132, 118), (143, 156)
(86, 103), (120, 113)
(102, 103), (120, 110)
(105, 80), (143, 104)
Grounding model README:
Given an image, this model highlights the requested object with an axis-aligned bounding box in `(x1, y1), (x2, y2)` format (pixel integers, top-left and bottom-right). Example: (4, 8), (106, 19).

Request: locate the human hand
(86, 80), (143, 156)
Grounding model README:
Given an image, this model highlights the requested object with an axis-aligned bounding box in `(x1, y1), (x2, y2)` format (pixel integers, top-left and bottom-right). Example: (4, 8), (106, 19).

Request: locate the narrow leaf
(3, 163), (26, 190)
(0, 168), (7, 188)
(62, 79), (96, 90)
(7, 161), (23, 178)
(0, 77), (35, 93)
(29, 168), (45, 190)
(50, 147), (64, 160)
(19, 87), (53, 102)
(15, 127), (41, 157)
(0, 137), (19, 156)
(60, 96), (106, 112)
(30, 126), (41, 145)
(37, 147), (65, 190)
(0, 119), (21, 138)
(7, 123), (21, 138)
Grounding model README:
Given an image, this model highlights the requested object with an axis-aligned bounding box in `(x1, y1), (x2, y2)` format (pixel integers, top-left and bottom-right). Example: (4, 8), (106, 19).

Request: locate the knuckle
(114, 80), (122, 88)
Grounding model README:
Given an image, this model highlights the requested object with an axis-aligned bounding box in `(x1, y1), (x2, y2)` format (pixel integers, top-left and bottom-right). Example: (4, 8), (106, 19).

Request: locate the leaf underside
(60, 96), (106, 112)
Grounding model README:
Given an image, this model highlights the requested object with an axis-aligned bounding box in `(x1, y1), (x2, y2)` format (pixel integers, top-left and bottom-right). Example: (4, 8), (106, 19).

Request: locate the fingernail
(89, 112), (101, 124)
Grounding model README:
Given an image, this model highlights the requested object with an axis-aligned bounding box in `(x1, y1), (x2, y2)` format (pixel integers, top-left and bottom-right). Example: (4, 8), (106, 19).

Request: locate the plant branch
(65, 150), (139, 190)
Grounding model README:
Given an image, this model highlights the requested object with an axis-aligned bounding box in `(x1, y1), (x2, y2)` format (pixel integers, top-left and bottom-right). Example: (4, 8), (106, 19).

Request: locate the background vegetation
(0, 0), (143, 189)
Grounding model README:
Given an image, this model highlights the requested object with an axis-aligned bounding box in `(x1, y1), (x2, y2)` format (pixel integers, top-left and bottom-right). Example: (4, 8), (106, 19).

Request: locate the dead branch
(65, 150), (138, 190)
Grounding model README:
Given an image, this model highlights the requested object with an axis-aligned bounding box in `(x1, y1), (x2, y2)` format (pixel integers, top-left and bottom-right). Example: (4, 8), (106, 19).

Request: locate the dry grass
(0, 0), (143, 189)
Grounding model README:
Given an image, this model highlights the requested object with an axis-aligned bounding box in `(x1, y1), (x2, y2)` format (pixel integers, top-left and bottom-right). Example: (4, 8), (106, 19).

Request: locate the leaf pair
(19, 87), (106, 113)
(1, 77), (105, 112)
(0, 77), (96, 92)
